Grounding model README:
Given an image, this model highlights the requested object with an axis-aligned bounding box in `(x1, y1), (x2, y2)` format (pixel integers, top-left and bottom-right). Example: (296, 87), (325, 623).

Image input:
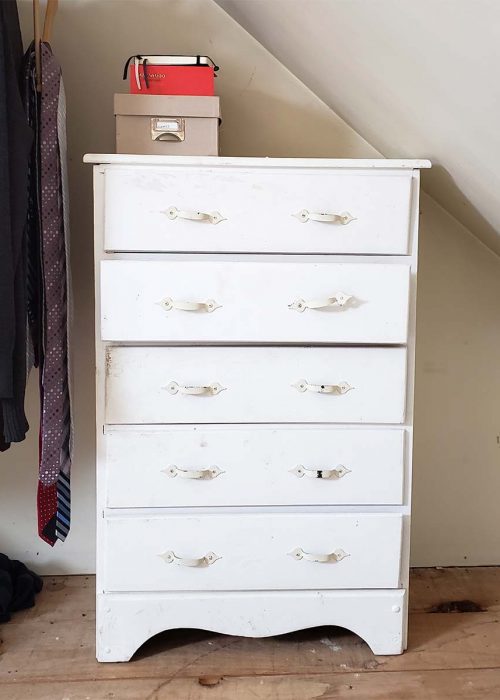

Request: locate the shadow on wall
(219, 91), (375, 158)
(423, 165), (500, 256)
(412, 193), (500, 565)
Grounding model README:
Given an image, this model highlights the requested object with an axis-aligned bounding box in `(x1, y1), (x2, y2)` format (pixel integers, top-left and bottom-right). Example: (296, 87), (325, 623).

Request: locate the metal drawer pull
(158, 297), (221, 313)
(293, 209), (355, 225)
(165, 206), (226, 225)
(288, 292), (352, 312)
(166, 381), (226, 396)
(290, 464), (351, 480)
(159, 550), (221, 567)
(163, 465), (224, 480)
(288, 547), (349, 563)
(292, 379), (354, 395)
(151, 117), (185, 142)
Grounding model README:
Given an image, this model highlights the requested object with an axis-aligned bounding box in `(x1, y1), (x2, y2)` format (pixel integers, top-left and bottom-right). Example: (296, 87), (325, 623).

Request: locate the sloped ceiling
(217, 0), (500, 255)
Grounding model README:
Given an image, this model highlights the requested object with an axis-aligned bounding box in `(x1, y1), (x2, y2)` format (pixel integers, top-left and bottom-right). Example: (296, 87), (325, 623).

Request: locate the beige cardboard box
(114, 94), (220, 155)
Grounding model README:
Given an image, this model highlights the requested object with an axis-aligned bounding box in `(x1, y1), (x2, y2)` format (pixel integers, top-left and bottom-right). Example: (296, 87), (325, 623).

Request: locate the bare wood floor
(1, 568), (499, 699)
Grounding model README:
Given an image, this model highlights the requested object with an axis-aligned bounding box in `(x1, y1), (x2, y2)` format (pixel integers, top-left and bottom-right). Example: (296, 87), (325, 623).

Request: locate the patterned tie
(37, 42), (72, 546)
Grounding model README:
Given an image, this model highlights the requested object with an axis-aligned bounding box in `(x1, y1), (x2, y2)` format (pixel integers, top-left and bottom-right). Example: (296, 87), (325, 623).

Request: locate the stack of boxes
(116, 55), (220, 155)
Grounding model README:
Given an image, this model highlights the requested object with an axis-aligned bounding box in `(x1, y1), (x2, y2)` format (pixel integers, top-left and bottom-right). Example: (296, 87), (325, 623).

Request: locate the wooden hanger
(33, 0), (59, 91)
(42, 0), (58, 43)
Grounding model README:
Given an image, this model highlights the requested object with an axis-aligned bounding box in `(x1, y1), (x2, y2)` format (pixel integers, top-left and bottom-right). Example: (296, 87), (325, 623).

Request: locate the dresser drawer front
(105, 427), (405, 508)
(103, 513), (403, 592)
(103, 166), (413, 254)
(105, 346), (407, 425)
(101, 261), (410, 344)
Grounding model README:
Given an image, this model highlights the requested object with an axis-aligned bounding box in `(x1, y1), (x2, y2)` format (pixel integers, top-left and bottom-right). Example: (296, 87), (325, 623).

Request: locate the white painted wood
(103, 166), (414, 254)
(94, 166), (107, 603)
(96, 588), (406, 661)
(101, 260), (410, 344)
(84, 154), (431, 169)
(105, 346), (407, 424)
(103, 513), (403, 592)
(105, 426), (405, 507)
(90, 156), (425, 661)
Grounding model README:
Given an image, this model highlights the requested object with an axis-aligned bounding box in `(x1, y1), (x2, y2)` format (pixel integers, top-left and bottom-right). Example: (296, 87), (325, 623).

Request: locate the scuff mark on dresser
(105, 348), (111, 377)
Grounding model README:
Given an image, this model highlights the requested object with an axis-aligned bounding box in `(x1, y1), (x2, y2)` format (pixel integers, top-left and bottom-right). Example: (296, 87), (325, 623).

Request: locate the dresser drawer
(101, 261), (410, 344)
(103, 166), (413, 254)
(105, 426), (405, 508)
(105, 346), (407, 425)
(103, 513), (403, 592)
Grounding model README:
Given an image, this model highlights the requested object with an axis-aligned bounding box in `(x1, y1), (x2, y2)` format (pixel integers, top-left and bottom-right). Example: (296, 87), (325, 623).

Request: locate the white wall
(2, 0), (498, 573)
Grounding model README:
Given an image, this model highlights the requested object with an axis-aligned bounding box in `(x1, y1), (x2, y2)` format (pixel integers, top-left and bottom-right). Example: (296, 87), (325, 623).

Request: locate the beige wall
(2, 0), (498, 573)
(413, 196), (500, 565)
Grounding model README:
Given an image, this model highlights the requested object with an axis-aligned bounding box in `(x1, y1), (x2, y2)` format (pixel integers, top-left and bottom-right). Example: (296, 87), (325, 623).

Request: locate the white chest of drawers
(86, 154), (430, 662)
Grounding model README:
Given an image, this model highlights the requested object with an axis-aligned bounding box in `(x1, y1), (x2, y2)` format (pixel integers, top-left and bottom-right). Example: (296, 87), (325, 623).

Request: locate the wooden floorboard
(3, 669), (500, 700)
(409, 566), (500, 612)
(0, 568), (499, 699)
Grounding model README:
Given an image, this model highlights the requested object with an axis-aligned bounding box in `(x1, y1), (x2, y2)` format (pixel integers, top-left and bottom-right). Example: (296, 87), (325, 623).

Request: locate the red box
(124, 55), (218, 96)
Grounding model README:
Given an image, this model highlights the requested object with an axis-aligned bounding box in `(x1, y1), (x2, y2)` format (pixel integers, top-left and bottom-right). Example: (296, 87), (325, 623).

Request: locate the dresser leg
(96, 590), (406, 662)
(96, 598), (137, 662)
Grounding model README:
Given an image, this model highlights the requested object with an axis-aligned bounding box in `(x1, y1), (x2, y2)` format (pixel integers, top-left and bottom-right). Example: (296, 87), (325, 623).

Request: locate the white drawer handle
(165, 206), (226, 225)
(166, 381), (226, 396)
(163, 465), (224, 480)
(290, 464), (351, 480)
(158, 297), (221, 313)
(293, 209), (355, 225)
(288, 547), (349, 563)
(288, 292), (352, 312)
(292, 379), (354, 395)
(159, 550), (221, 567)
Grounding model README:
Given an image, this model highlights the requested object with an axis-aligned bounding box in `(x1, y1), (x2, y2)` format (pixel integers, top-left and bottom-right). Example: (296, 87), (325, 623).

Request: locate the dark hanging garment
(22, 42), (43, 376)
(37, 42), (72, 546)
(0, 0), (33, 448)
(0, 553), (43, 622)
(1, 3), (72, 545)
